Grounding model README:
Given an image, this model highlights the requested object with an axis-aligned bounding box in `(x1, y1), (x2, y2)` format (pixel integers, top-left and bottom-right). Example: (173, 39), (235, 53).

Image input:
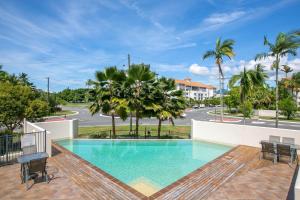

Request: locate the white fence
(254, 110), (276, 117)
(24, 119), (78, 156)
(192, 119), (300, 147)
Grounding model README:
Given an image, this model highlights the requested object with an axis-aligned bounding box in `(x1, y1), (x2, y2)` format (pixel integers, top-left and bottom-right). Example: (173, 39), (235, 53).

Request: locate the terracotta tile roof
(175, 79), (216, 89)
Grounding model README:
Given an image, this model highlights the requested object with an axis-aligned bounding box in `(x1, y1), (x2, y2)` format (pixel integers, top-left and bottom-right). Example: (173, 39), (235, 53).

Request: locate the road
(62, 106), (300, 130)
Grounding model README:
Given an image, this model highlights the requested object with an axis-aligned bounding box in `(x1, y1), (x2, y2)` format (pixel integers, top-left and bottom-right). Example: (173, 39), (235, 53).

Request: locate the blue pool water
(57, 139), (231, 191)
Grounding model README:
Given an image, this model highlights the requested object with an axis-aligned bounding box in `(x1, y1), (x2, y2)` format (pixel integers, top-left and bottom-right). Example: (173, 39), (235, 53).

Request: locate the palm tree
(255, 32), (300, 128)
(281, 65), (293, 78)
(126, 63), (155, 137)
(229, 65), (267, 121)
(88, 67), (128, 138)
(153, 77), (186, 138)
(203, 38), (235, 121)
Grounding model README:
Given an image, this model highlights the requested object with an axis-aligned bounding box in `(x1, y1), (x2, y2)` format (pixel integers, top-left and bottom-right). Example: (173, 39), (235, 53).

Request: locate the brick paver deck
(0, 143), (296, 200)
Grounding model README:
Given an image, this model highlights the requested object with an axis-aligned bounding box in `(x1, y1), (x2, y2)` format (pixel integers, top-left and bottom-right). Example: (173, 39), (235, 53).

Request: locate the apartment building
(175, 78), (216, 100)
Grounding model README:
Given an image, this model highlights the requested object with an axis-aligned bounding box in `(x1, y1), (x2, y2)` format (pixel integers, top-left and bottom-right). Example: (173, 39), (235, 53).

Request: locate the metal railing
(0, 130), (46, 166)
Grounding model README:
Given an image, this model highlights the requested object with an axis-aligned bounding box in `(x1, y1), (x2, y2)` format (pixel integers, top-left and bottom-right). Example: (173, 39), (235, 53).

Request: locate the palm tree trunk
(135, 110), (139, 138)
(112, 114), (116, 138)
(130, 111), (132, 132)
(158, 118), (162, 138)
(243, 101), (246, 125)
(218, 65), (224, 122)
(275, 56), (279, 128)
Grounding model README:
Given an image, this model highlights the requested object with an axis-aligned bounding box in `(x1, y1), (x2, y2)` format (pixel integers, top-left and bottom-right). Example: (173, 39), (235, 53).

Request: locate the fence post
(5, 134), (8, 163)
(44, 130), (47, 152)
(110, 130), (112, 139)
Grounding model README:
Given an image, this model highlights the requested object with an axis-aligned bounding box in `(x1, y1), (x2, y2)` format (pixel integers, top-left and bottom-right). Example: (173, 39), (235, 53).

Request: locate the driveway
(62, 106), (300, 130)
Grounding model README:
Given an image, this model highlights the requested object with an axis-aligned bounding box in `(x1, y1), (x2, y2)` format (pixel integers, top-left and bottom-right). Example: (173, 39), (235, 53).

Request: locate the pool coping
(52, 140), (239, 199)
(52, 142), (148, 199)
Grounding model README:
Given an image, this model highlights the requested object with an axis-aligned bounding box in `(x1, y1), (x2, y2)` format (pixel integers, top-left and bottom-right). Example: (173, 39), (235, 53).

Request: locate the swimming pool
(57, 139), (231, 196)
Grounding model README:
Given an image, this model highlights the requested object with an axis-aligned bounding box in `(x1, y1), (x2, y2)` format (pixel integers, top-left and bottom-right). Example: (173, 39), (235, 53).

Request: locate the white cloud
(203, 11), (246, 26)
(189, 64), (210, 75)
(155, 63), (187, 72)
(221, 56), (300, 84)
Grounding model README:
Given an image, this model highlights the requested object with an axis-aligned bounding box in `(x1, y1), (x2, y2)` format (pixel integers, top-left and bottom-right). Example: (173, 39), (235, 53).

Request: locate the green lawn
(63, 102), (91, 108)
(50, 110), (76, 116)
(79, 125), (191, 139)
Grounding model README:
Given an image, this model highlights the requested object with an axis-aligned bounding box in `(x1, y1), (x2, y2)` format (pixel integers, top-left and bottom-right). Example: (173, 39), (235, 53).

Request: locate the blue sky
(0, 0), (300, 91)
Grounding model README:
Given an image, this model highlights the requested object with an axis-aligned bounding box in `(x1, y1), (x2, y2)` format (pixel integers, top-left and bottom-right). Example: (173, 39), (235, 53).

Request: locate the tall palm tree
(203, 38), (235, 121)
(88, 66), (127, 138)
(126, 63), (155, 137)
(281, 65), (293, 78)
(153, 77), (186, 138)
(255, 32), (300, 128)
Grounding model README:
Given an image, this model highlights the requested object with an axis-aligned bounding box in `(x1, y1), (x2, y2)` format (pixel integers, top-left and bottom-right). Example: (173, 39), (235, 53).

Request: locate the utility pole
(47, 77), (50, 103)
(128, 54), (133, 132)
(128, 54), (131, 69)
(46, 77), (50, 116)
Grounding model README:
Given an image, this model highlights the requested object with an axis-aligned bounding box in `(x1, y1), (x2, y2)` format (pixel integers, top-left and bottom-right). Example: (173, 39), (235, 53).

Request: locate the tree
(153, 77), (186, 138)
(88, 67), (128, 138)
(26, 99), (49, 122)
(255, 32), (300, 127)
(126, 64), (155, 137)
(224, 87), (240, 113)
(229, 65), (267, 119)
(251, 86), (275, 109)
(0, 82), (35, 132)
(203, 38), (235, 121)
(279, 97), (297, 120)
(281, 65), (293, 78)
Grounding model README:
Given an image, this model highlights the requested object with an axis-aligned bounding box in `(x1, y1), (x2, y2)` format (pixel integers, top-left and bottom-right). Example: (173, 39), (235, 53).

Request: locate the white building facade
(175, 78), (216, 100)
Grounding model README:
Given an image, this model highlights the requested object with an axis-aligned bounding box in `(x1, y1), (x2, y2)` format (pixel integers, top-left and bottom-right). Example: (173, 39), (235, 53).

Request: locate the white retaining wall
(192, 119), (300, 147)
(24, 119), (78, 156)
(35, 119), (78, 140)
(255, 110), (276, 117)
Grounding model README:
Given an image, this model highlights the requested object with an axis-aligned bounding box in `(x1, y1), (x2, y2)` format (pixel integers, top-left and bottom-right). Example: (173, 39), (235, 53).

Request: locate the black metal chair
(260, 141), (277, 163)
(277, 144), (297, 164)
(24, 157), (48, 190)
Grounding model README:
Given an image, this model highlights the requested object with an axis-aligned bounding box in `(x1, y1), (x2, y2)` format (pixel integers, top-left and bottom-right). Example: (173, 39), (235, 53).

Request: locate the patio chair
(282, 137), (295, 145)
(277, 144), (297, 164)
(260, 141), (277, 163)
(269, 135), (280, 143)
(24, 157), (48, 190)
(22, 145), (37, 155)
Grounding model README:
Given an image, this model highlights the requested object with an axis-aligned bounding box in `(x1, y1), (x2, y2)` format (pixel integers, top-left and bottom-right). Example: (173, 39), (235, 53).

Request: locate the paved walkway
(207, 163), (295, 200)
(0, 159), (86, 199)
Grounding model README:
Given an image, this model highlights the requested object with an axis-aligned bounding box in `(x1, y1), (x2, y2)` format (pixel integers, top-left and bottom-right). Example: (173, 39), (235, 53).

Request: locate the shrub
(279, 97), (297, 120)
(239, 101), (253, 118)
(89, 132), (108, 139)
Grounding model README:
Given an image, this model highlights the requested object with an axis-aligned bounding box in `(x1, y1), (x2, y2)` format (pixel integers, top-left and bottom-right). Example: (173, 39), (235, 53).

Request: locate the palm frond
(202, 50), (216, 60)
(228, 74), (241, 88)
(255, 52), (269, 61)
